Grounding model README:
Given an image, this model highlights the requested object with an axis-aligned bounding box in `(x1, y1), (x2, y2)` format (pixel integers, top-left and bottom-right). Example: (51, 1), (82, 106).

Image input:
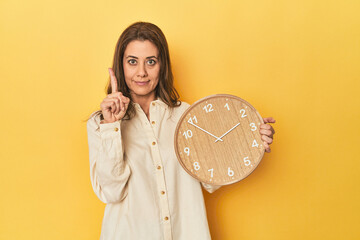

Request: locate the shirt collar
(131, 98), (168, 110)
(152, 98), (168, 108)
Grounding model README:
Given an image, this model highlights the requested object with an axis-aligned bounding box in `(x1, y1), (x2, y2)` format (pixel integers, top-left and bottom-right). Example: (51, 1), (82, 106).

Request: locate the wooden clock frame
(174, 94), (265, 186)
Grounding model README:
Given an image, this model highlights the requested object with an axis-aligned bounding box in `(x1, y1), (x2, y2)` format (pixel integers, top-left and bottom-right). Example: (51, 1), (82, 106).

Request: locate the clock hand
(188, 122), (223, 142)
(215, 122), (241, 142)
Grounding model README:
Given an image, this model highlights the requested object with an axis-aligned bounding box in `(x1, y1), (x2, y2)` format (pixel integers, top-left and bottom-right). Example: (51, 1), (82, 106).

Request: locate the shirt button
(114, 127), (119, 132)
(151, 121), (155, 125)
(161, 191), (165, 195)
(164, 216), (169, 221)
(152, 141), (156, 146)
(157, 166), (162, 170)
(152, 102), (156, 106)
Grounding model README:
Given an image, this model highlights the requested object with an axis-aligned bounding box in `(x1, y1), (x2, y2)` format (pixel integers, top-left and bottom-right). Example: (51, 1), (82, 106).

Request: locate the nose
(136, 62), (148, 78)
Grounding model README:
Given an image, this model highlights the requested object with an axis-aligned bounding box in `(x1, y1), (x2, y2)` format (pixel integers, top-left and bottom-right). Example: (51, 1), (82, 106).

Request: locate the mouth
(134, 80), (150, 86)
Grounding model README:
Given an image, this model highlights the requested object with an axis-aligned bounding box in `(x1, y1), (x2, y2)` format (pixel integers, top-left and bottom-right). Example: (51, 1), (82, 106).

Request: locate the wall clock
(174, 94), (265, 185)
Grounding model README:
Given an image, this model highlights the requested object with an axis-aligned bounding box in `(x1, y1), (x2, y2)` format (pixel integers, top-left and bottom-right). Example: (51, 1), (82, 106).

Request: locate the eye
(147, 59), (156, 66)
(128, 59), (137, 65)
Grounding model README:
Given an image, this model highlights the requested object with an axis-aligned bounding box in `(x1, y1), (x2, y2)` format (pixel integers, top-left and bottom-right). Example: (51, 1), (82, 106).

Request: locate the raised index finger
(108, 68), (118, 93)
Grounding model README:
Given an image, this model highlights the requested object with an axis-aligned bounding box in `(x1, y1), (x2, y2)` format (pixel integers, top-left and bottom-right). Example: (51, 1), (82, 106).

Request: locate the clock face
(174, 94), (265, 186)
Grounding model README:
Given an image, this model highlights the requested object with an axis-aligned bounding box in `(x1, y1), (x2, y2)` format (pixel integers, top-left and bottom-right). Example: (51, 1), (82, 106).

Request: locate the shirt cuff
(99, 121), (121, 139)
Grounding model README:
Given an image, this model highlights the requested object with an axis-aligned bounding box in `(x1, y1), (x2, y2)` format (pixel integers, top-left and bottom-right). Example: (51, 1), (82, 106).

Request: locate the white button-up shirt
(87, 99), (221, 240)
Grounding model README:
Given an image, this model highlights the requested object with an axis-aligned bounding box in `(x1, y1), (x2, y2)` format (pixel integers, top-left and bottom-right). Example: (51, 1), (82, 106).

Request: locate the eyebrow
(126, 55), (158, 59)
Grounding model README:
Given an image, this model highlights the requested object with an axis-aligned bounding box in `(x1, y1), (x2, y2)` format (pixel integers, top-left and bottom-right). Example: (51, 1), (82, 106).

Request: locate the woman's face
(123, 40), (160, 102)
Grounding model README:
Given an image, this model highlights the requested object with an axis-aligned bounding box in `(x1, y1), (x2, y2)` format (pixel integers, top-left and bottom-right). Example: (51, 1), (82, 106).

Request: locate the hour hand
(215, 122), (241, 142)
(188, 122), (223, 142)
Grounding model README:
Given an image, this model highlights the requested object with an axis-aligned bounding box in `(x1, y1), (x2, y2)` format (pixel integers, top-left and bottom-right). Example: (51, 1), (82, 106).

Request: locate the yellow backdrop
(1, 0), (359, 239)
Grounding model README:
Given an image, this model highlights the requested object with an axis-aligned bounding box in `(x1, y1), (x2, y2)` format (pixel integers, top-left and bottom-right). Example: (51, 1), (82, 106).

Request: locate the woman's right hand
(100, 68), (130, 123)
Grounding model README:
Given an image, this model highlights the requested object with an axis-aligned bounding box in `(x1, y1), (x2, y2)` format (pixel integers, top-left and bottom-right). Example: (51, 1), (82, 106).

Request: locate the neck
(132, 92), (156, 120)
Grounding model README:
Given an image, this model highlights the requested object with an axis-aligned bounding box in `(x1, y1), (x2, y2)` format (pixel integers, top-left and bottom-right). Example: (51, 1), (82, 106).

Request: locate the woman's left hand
(260, 117), (276, 153)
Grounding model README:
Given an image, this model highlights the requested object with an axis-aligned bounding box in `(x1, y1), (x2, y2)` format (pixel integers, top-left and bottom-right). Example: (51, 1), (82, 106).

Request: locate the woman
(87, 22), (275, 240)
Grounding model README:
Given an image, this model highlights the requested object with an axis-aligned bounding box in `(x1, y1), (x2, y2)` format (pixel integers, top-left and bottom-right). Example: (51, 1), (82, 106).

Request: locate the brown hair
(90, 21), (180, 121)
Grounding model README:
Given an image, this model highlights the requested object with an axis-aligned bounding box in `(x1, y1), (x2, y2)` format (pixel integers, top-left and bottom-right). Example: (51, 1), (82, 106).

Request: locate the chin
(131, 89), (156, 98)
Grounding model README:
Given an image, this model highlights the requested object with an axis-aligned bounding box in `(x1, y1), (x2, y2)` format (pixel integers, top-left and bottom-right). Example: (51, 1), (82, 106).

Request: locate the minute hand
(188, 122), (223, 142)
(215, 123), (241, 142)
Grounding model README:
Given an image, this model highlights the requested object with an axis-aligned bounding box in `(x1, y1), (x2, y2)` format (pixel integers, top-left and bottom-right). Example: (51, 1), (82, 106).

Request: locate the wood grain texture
(175, 94), (265, 185)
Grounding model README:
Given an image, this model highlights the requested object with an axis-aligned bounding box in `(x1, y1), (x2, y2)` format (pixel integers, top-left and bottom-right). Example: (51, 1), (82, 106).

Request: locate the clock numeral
(250, 123), (257, 131)
(240, 109), (247, 118)
(244, 156), (251, 166)
(252, 139), (259, 148)
(228, 167), (234, 177)
(187, 115), (198, 124)
(203, 104), (214, 113)
(194, 162), (200, 171)
(208, 168), (214, 178)
(182, 130), (193, 139)
(184, 147), (190, 156)
(224, 103), (230, 111)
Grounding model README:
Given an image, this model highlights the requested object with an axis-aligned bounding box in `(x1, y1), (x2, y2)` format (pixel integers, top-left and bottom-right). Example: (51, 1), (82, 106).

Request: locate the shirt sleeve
(87, 115), (131, 204)
(200, 182), (222, 193)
